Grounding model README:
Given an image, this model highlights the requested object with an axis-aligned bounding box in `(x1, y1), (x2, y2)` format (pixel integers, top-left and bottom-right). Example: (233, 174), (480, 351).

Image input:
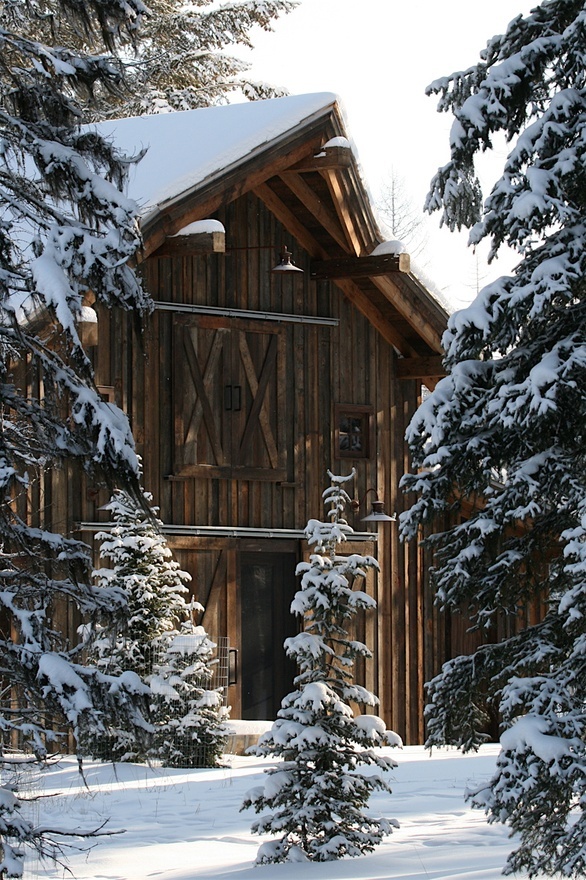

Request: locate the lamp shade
(271, 245), (303, 273)
(362, 500), (396, 522)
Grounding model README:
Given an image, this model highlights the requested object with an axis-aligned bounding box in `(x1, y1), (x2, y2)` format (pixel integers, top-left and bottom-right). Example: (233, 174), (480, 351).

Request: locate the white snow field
(29, 742), (538, 880)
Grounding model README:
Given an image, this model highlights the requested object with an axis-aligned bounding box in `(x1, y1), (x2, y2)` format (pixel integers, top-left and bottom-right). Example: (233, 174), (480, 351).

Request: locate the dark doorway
(240, 551), (298, 720)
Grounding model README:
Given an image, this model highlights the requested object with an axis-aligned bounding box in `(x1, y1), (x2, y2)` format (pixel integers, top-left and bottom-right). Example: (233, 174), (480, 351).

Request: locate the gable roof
(99, 93), (339, 231)
(100, 94), (448, 374)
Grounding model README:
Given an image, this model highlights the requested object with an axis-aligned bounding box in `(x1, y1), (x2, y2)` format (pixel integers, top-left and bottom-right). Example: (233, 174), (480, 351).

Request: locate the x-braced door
(174, 315), (287, 480)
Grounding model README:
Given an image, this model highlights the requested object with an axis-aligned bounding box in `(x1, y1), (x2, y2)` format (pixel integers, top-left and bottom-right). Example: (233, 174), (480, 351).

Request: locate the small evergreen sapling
(149, 609), (229, 768)
(243, 471), (400, 863)
(91, 489), (191, 674)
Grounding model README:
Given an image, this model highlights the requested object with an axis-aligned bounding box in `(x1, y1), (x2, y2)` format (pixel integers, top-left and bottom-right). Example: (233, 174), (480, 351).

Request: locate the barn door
(240, 551), (298, 720)
(175, 316), (230, 472)
(174, 315), (287, 480)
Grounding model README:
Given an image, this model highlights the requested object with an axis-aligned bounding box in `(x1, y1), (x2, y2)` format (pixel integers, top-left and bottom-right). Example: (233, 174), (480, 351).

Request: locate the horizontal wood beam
(166, 465), (288, 482)
(396, 355), (446, 380)
(289, 145), (353, 172)
(152, 230), (225, 258)
(311, 252), (411, 279)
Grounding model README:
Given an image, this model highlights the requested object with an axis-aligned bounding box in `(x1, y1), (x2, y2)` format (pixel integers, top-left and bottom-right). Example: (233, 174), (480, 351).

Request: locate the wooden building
(77, 93), (454, 744)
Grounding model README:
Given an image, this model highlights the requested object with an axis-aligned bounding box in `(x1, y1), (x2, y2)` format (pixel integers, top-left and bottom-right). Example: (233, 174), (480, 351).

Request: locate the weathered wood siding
(84, 191), (435, 742)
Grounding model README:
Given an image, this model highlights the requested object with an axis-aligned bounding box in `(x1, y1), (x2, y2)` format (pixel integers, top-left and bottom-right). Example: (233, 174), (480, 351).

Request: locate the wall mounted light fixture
(223, 243), (304, 275)
(351, 489), (396, 523)
(271, 244), (304, 274)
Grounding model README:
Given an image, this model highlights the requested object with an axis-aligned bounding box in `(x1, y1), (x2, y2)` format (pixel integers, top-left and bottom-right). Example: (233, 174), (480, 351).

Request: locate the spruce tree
(85, 0), (298, 119)
(81, 489), (191, 761)
(243, 471), (400, 864)
(401, 2), (586, 876)
(0, 0), (153, 872)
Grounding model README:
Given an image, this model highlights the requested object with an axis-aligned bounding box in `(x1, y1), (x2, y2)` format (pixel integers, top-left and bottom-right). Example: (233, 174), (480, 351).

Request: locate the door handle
(224, 385), (241, 412)
(228, 648), (238, 685)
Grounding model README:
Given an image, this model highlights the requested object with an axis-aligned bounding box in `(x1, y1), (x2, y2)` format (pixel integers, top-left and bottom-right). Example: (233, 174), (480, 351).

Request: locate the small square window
(335, 404), (373, 459)
(97, 385), (116, 403)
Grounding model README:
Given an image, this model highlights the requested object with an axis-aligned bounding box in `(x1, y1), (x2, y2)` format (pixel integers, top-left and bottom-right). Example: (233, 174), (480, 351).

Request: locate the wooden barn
(76, 92), (454, 744)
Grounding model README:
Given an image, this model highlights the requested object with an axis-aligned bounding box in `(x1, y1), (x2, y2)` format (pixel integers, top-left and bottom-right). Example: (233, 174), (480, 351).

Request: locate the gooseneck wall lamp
(223, 243), (304, 275)
(350, 488), (396, 523)
(271, 244), (304, 274)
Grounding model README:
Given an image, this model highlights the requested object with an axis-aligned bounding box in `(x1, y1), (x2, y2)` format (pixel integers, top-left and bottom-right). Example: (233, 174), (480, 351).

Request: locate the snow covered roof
(97, 93), (448, 365)
(98, 93), (339, 227)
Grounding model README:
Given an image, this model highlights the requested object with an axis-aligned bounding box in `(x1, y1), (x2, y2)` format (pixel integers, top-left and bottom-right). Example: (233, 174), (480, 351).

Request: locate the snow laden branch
(243, 470), (400, 864)
(0, 0), (155, 874)
(0, 771), (119, 879)
(402, 2), (586, 876)
(83, 0), (298, 119)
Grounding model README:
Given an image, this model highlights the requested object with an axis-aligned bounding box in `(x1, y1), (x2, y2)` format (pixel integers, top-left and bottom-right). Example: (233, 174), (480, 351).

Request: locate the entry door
(240, 552), (298, 720)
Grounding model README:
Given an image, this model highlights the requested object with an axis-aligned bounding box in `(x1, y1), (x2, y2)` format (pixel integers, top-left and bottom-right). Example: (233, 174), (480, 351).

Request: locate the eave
(136, 97), (448, 370)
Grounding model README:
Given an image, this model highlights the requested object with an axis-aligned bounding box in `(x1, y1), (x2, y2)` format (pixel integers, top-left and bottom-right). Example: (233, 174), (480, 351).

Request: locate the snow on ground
(31, 744), (529, 880)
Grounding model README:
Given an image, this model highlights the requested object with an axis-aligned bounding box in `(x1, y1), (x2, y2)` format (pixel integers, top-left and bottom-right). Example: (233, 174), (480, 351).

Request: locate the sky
(238, 0), (535, 310)
(28, 744), (528, 880)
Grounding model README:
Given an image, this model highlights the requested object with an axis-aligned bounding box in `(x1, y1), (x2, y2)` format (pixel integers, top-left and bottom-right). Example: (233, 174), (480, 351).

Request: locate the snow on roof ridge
(97, 92), (341, 223)
(95, 94), (448, 316)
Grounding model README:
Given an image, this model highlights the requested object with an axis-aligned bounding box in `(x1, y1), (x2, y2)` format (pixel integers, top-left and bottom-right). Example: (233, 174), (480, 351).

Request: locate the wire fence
(83, 634), (230, 766)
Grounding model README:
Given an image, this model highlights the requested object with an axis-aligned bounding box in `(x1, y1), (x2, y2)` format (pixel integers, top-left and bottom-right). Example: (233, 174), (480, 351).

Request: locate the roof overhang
(102, 94), (448, 375)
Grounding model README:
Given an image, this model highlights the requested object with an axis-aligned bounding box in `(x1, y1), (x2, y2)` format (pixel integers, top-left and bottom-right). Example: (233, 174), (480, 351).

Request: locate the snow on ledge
(224, 719), (274, 737)
(371, 239), (408, 256)
(172, 219), (225, 237)
(79, 306), (98, 324)
(322, 136), (351, 149)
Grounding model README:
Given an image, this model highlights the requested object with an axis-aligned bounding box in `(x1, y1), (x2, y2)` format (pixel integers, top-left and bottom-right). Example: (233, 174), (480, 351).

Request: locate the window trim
(334, 403), (374, 460)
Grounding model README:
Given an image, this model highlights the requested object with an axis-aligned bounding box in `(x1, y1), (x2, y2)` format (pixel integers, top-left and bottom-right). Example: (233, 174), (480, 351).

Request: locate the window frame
(334, 403), (374, 460)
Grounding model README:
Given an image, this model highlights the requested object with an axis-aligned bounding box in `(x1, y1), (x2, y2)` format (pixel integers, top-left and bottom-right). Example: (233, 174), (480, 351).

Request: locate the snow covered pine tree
(85, 0), (298, 119)
(81, 489), (192, 761)
(0, 0), (154, 873)
(400, 2), (586, 876)
(84, 487), (227, 766)
(243, 471), (400, 863)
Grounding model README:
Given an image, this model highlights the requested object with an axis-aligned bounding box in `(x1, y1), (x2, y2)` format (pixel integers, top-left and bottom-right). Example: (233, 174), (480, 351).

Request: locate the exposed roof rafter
(321, 168), (363, 256)
(253, 182), (327, 259)
(279, 172), (350, 252)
